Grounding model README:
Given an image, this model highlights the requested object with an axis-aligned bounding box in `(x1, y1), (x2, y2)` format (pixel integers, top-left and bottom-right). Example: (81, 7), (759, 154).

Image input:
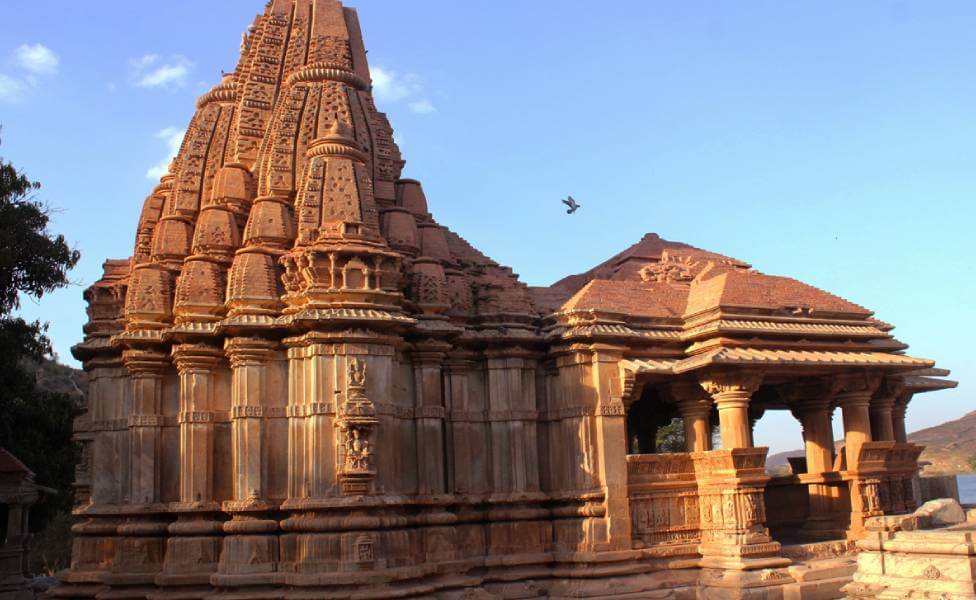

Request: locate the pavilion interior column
(833, 372), (884, 537)
(835, 373), (880, 472)
(160, 343), (225, 591)
(784, 380), (844, 540)
(693, 370), (787, 570)
(798, 398), (835, 475)
(892, 391), (917, 508)
(870, 379), (902, 443)
(701, 372), (760, 450)
(669, 381), (712, 452)
(892, 392), (913, 444)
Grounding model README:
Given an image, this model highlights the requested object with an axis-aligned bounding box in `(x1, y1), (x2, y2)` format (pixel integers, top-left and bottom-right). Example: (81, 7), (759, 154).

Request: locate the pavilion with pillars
(58, 1), (956, 599)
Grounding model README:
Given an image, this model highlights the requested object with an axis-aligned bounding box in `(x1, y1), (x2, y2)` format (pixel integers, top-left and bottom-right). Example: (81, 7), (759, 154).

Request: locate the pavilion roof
(673, 348), (933, 373)
(622, 349), (934, 378)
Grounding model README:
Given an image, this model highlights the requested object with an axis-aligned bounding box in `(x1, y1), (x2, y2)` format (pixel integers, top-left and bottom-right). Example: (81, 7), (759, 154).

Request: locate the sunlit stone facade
(62, 2), (956, 598)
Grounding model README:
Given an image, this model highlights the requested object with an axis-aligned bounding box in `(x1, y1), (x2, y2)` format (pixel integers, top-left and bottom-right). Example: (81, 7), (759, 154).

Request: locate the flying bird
(562, 196), (580, 214)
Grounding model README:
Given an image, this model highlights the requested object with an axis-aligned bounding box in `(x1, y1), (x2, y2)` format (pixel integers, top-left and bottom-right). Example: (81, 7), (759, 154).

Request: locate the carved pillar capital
(444, 352), (477, 374)
(779, 379), (835, 415)
(122, 349), (169, 377)
(669, 379), (709, 403)
(224, 337), (277, 367)
(698, 369), (763, 400)
(893, 391), (913, 415)
(410, 348), (448, 366)
(698, 370), (762, 450)
(171, 343), (224, 374)
(830, 371), (882, 405)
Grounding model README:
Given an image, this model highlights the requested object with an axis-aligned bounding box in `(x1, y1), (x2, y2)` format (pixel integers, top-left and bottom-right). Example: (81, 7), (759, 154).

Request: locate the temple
(61, 1), (957, 598)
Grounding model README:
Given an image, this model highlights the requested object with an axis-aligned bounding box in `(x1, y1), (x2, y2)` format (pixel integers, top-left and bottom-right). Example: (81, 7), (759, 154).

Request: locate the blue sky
(1, 1), (972, 453)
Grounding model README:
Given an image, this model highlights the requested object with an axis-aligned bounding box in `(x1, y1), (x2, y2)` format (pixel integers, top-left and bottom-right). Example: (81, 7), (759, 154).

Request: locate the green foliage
(655, 418), (686, 453)
(29, 509), (74, 575)
(968, 454), (976, 472)
(0, 136), (81, 534)
(0, 148), (79, 315)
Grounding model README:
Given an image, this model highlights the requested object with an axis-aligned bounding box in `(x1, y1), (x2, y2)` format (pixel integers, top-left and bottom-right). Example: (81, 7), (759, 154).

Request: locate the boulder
(913, 498), (965, 527)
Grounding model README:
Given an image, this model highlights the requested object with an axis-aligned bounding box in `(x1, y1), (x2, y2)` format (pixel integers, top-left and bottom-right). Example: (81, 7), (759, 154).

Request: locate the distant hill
(30, 358), (86, 405)
(767, 410), (976, 474)
(908, 410), (976, 474)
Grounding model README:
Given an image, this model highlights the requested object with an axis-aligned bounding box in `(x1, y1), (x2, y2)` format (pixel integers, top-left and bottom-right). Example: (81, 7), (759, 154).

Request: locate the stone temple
(61, 1), (957, 598)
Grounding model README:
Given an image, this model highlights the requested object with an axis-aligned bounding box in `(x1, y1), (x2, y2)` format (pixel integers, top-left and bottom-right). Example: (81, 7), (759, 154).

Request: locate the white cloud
(0, 74), (26, 102)
(15, 44), (59, 75)
(370, 65), (435, 115)
(145, 127), (185, 180)
(130, 54), (193, 89)
(408, 99), (436, 114)
(0, 43), (59, 103)
(129, 54), (159, 71)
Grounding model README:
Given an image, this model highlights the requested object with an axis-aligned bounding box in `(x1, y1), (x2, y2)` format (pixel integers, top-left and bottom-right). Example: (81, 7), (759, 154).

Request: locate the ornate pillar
(158, 344), (225, 594)
(699, 371), (762, 450)
(669, 381), (712, 452)
(835, 372), (880, 471)
(692, 370), (786, 570)
(123, 349), (168, 506)
(172, 344), (223, 504)
(105, 349), (170, 597)
(445, 352), (484, 496)
(217, 337), (279, 580)
(412, 343), (449, 496)
(690, 448), (786, 570)
(226, 338), (276, 501)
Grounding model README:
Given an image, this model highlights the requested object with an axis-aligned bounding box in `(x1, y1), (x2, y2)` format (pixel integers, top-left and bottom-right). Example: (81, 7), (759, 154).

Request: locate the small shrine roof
(0, 448), (33, 476)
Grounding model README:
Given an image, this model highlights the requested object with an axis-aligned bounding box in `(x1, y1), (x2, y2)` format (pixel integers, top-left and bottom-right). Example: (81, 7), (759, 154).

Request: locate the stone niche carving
(281, 247), (402, 310)
(335, 358), (378, 495)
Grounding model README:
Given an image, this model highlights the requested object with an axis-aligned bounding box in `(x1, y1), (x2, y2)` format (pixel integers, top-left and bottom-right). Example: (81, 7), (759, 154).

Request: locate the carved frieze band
(128, 415), (164, 427)
(598, 404), (626, 417)
(231, 406), (286, 419)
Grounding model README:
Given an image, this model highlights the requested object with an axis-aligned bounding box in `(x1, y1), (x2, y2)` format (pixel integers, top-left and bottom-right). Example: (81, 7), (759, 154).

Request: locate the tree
(0, 135), (81, 567)
(655, 418), (686, 453)
(968, 454), (976, 473)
